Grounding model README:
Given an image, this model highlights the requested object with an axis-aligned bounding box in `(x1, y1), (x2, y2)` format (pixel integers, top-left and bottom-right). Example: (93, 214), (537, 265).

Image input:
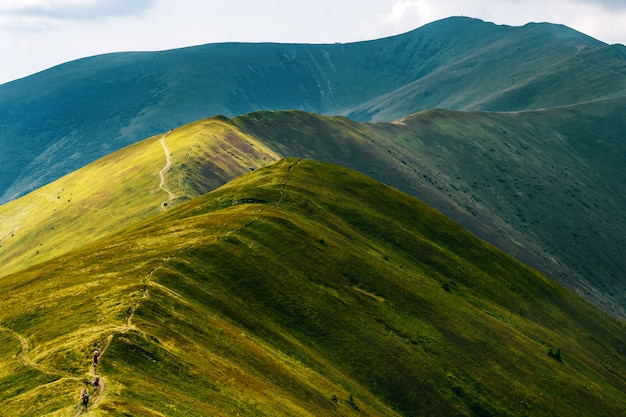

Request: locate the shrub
(347, 394), (360, 411)
(548, 347), (563, 363)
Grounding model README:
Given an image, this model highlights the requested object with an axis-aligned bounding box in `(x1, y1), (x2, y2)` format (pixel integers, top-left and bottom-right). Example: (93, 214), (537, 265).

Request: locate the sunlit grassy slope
(1, 159), (626, 416)
(0, 117), (280, 278)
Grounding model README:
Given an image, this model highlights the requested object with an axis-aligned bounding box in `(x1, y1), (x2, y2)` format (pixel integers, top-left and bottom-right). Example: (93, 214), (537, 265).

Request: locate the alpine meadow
(1, 15), (626, 416)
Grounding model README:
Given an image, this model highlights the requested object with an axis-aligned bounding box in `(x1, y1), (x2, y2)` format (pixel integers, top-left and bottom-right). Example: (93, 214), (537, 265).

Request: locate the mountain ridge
(2, 16), (625, 203)
(3, 99), (625, 321)
(2, 159), (626, 415)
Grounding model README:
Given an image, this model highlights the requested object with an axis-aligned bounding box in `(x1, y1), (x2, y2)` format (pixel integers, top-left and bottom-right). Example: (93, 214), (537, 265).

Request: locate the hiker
(81, 387), (90, 411)
(93, 348), (100, 365)
(93, 375), (100, 389)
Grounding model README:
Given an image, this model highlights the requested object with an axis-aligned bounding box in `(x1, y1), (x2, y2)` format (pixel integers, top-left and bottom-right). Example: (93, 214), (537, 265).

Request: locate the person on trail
(93, 375), (100, 389)
(93, 348), (100, 365)
(81, 387), (90, 411)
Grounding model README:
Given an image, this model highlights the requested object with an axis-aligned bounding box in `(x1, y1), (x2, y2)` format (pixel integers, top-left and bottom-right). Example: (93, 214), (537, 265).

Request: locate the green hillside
(0, 116), (280, 279)
(231, 102), (626, 318)
(2, 16), (625, 203)
(347, 22), (626, 121)
(1, 159), (626, 416)
(3, 100), (625, 322)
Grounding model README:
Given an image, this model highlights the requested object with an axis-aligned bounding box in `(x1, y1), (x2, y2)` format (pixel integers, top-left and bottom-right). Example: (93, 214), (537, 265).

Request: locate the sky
(0, 0), (625, 85)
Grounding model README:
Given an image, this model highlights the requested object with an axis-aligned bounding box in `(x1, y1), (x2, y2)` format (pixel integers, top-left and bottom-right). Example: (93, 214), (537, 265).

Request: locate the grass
(0, 16), (622, 415)
(3, 92), (625, 328)
(0, 116), (280, 280)
(2, 159), (626, 415)
(233, 103), (626, 319)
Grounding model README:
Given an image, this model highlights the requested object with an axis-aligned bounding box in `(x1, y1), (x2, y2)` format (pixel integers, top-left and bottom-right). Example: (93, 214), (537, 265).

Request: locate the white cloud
(0, 14), (56, 31)
(383, 0), (424, 22)
(0, 0), (156, 21)
(586, 0), (626, 10)
(0, 0), (625, 85)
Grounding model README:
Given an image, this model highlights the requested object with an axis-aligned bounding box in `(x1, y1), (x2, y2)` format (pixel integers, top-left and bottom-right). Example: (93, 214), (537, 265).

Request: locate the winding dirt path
(74, 260), (165, 416)
(276, 159), (302, 208)
(0, 325), (37, 368)
(90, 336), (112, 407)
(0, 326), (89, 415)
(72, 334), (114, 416)
(0, 325), (71, 377)
(72, 159), (301, 415)
(159, 132), (176, 209)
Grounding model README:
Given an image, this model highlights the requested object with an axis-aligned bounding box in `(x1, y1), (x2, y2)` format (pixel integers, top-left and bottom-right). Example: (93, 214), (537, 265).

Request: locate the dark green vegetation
(2, 159), (626, 416)
(1, 16), (625, 202)
(1, 14), (625, 415)
(233, 102), (626, 319)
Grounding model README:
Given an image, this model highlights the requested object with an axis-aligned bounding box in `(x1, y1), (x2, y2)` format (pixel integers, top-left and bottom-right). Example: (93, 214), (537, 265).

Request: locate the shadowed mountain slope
(1, 16), (625, 203)
(230, 101), (626, 318)
(2, 159), (626, 416)
(346, 22), (626, 121)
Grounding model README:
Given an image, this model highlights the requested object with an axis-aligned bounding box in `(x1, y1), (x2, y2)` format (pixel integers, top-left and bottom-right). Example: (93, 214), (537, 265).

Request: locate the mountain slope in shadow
(231, 101), (626, 318)
(1, 16), (625, 203)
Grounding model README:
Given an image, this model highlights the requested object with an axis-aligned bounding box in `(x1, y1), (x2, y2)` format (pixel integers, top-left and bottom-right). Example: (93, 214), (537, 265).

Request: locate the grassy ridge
(0, 117), (280, 279)
(232, 102), (626, 317)
(3, 100), (625, 322)
(349, 29), (626, 121)
(1, 159), (626, 415)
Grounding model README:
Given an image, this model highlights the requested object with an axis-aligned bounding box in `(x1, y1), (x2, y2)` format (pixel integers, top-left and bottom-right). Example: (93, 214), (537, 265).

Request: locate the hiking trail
(159, 132), (176, 209)
(228, 159), (302, 234)
(74, 258), (165, 415)
(574, 45), (622, 76)
(276, 159), (302, 208)
(72, 334), (113, 416)
(0, 325), (35, 367)
(0, 325), (91, 415)
(72, 160), (300, 415)
(4, 160), (302, 415)
(0, 325), (84, 382)
(75, 262), (162, 415)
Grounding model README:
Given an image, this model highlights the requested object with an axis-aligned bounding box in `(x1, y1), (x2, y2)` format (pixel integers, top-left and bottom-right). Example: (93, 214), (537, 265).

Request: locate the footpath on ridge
(72, 341), (108, 416)
(159, 132), (175, 209)
(72, 129), (176, 414)
(1, 159), (305, 415)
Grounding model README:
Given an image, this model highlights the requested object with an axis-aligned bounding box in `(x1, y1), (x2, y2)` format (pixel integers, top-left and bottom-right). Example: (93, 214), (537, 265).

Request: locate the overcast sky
(0, 0), (625, 85)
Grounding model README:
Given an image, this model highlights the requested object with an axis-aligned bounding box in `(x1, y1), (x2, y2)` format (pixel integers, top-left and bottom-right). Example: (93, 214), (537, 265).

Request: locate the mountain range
(1, 15), (626, 415)
(3, 100), (625, 320)
(1, 16), (625, 203)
